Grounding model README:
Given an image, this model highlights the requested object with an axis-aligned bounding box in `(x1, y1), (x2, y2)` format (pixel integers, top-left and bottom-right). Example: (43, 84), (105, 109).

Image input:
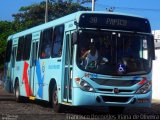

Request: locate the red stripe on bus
(22, 61), (32, 96)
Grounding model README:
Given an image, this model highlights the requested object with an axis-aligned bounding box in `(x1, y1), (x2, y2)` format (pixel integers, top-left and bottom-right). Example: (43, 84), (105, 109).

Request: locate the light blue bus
(4, 11), (155, 113)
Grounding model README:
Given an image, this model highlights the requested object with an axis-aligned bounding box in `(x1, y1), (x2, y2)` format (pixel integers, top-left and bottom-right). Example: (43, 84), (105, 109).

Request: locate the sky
(0, 0), (160, 30)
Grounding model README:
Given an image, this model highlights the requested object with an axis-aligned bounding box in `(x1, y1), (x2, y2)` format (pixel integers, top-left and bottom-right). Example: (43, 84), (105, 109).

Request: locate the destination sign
(79, 13), (151, 33)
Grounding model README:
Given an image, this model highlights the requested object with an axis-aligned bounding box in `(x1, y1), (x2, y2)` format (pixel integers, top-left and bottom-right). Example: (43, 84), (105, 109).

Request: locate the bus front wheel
(52, 85), (63, 112)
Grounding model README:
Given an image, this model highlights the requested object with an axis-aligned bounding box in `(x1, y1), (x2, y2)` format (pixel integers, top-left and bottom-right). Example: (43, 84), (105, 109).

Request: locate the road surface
(0, 85), (160, 120)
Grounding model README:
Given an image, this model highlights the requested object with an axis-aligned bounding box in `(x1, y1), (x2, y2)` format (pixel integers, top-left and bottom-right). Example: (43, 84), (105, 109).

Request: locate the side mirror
(150, 35), (155, 60)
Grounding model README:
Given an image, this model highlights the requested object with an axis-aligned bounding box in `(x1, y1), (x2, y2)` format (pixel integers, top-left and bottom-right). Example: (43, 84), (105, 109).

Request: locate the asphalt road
(0, 85), (160, 120)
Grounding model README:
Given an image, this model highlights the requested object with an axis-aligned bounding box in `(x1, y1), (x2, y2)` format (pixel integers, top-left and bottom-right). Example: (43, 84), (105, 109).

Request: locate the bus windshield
(77, 30), (152, 75)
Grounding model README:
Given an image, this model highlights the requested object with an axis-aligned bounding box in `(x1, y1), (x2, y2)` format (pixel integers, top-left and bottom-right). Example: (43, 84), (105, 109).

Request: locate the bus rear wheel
(52, 85), (63, 112)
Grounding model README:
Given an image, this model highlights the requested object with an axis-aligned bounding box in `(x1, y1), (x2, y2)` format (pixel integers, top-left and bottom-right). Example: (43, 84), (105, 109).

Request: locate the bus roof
(8, 11), (149, 40)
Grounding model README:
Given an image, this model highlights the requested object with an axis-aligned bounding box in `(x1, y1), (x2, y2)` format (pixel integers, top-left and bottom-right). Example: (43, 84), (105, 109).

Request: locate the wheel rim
(15, 87), (19, 99)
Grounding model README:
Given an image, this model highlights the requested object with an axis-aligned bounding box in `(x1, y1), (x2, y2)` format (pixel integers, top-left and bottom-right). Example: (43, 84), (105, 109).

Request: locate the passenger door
(29, 40), (39, 96)
(63, 31), (74, 103)
(22, 35), (32, 96)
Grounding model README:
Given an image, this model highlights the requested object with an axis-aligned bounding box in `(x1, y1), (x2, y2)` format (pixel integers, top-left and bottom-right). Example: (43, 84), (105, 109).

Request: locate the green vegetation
(0, 21), (15, 69)
(0, 1), (90, 70)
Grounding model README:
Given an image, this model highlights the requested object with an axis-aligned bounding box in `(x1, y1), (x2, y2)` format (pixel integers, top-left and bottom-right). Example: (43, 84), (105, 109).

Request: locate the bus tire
(109, 106), (125, 114)
(52, 85), (63, 112)
(14, 81), (22, 102)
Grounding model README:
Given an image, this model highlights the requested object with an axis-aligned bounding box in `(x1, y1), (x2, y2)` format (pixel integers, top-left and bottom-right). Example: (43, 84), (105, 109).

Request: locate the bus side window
(16, 37), (24, 61)
(5, 40), (12, 62)
(40, 28), (53, 59)
(23, 34), (32, 60)
(52, 25), (64, 58)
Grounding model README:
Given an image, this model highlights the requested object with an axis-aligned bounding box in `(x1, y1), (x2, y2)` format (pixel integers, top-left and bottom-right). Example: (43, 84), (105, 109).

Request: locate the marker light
(75, 77), (80, 83)
(138, 77), (147, 85)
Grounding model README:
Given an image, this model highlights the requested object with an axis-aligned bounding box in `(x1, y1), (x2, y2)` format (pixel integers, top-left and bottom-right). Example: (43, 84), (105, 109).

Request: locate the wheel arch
(14, 77), (19, 89)
(48, 78), (57, 102)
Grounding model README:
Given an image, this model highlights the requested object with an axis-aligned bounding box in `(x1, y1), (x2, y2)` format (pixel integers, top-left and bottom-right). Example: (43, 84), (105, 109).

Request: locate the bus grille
(97, 88), (133, 93)
(101, 96), (130, 103)
(91, 78), (140, 86)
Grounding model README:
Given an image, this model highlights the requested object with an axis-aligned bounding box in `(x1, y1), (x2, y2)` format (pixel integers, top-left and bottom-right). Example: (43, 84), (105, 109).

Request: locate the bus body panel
(4, 11), (154, 111)
(30, 32), (41, 98)
(35, 58), (63, 101)
(4, 37), (18, 93)
(72, 63), (152, 107)
(73, 87), (151, 107)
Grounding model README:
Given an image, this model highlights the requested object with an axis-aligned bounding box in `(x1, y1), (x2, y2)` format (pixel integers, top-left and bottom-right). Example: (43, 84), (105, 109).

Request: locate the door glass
(31, 42), (38, 66)
(11, 47), (17, 68)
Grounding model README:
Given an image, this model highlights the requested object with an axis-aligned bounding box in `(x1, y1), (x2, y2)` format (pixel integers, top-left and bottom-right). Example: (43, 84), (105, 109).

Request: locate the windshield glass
(77, 30), (152, 75)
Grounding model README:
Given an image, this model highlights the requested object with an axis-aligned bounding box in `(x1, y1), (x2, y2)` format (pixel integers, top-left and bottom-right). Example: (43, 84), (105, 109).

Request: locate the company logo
(113, 88), (119, 94)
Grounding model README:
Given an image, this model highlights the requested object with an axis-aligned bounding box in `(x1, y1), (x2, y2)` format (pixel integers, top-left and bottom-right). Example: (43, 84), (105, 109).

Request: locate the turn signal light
(138, 77), (147, 85)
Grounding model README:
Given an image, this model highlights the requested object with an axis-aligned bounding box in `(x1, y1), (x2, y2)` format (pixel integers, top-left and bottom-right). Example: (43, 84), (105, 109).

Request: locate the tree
(12, 1), (90, 30)
(0, 1), (90, 69)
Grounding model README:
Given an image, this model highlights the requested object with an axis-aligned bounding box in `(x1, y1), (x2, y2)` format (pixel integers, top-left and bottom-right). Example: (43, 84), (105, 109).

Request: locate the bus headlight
(136, 82), (151, 94)
(74, 78), (95, 92)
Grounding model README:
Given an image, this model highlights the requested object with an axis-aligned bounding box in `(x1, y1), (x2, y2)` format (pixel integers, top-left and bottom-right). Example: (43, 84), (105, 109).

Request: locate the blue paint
(36, 60), (44, 98)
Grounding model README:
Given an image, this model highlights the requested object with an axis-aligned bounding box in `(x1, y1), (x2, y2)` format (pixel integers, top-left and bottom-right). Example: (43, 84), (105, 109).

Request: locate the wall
(152, 49), (160, 100)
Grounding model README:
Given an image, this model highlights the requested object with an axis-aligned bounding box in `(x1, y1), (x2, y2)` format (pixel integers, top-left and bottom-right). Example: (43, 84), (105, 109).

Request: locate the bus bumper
(73, 88), (151, 108)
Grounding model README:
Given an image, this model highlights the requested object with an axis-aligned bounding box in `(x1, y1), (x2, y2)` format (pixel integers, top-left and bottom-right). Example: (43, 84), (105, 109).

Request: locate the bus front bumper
(73, 88), (152, 108)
